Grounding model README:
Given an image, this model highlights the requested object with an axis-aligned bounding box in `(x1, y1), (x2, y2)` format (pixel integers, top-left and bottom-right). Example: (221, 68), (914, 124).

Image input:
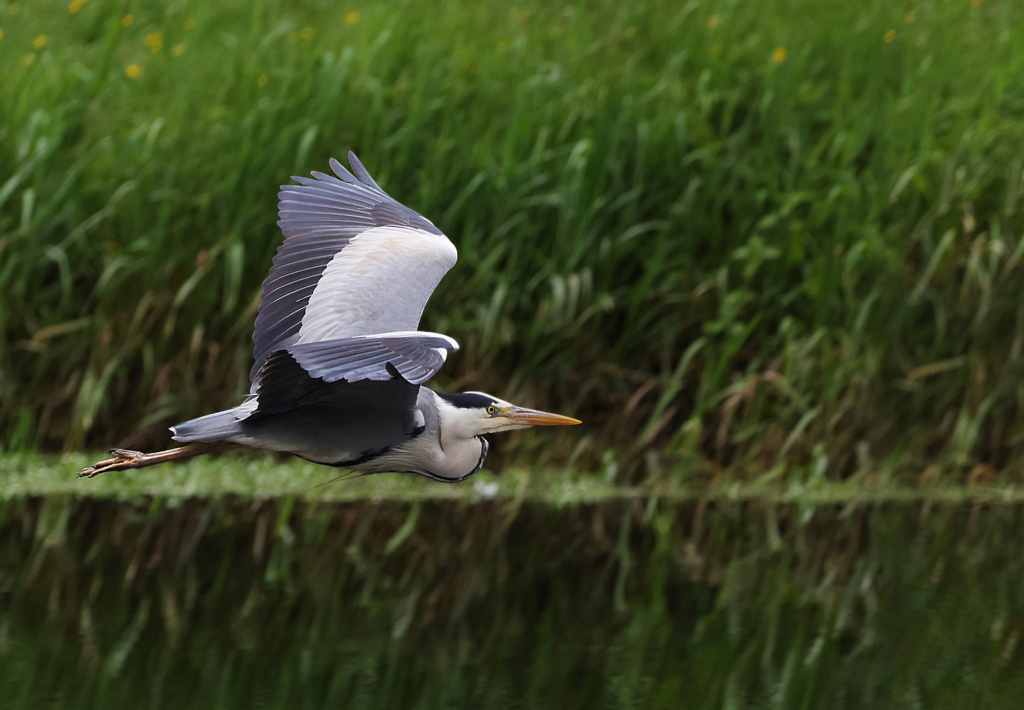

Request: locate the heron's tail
(171, 408), (245, 443)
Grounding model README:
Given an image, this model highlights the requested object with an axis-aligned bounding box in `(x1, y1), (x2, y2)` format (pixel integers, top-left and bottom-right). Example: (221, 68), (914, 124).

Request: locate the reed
(2, 0), (1023, 483)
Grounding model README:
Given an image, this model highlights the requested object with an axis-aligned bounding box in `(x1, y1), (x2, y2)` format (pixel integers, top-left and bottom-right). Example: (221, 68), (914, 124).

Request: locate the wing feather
(289, 331), (458, 385)
(246, 332), (457, 419)
(250, 152), (456, 383)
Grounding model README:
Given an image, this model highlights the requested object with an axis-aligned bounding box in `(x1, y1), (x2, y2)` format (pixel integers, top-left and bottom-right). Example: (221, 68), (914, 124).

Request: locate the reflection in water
(2, 496), (1023, 708)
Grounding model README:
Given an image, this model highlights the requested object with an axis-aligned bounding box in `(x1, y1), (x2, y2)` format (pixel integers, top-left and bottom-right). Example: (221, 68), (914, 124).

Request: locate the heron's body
(174, 383), (490, 481)
(81, 153), (578, 481)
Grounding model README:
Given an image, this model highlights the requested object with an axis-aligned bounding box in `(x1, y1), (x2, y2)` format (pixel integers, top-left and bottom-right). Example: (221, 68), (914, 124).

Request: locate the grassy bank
(2, 0), (1024, 482)
(5, 453), (1024, 504)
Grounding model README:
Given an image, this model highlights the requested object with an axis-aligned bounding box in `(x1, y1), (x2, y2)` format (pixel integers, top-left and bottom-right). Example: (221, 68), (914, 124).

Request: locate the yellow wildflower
(121, 14), (133, 27)
(706, 15), (720, 30)
(345, 11), (360, 26)
(184, 18), (196, 30)
(69, 0), (85, 14)
(771, 46), (787, 64)
(517, 11), (529, 25)
(883, 29), (896, 43)
(257, 73), (269, 87)
(172, 43), (186, 57)
(299, 26), (313, 40)
(125, 63), (141, 78)
(33, 34), (47, 49)
(143, 33), (163, 52)
(0, 29), (4, 41)
(971, 0), (981, 7)
(904, 10), (916, 23)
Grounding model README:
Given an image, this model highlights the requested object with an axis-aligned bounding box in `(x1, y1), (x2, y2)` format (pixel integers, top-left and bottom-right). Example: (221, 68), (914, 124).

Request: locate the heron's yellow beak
(506, 406), (581, 427)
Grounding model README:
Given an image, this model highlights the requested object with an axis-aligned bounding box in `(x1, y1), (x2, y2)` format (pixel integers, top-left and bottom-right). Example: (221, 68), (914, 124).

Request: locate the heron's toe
(78, 462), (111, 478)
(78, 449), (143, 478)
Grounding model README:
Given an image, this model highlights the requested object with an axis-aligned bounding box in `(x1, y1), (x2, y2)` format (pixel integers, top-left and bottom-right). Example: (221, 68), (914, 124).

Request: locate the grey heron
(80, 153), (579, 481)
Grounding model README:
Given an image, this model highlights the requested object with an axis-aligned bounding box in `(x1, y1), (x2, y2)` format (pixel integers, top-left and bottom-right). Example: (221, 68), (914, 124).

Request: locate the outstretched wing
(251, 152), (458, 383)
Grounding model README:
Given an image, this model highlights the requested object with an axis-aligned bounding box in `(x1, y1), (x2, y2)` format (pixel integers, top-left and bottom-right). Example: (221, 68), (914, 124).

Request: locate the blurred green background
(2, 0), (1022, 484)
(4, 2), (1024, 708)
(5, 495), (1024, 709)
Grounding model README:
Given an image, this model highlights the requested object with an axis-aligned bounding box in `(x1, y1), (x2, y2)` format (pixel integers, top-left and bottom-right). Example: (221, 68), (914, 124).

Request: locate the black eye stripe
(438, 392), (498, 410)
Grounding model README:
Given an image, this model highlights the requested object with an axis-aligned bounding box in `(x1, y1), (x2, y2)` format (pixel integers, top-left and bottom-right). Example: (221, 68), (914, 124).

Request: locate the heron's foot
(78, 449), (145, 478)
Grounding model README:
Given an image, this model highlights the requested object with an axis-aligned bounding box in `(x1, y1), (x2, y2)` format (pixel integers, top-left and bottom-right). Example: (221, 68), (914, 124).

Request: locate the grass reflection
(1, 497), (1022, 707)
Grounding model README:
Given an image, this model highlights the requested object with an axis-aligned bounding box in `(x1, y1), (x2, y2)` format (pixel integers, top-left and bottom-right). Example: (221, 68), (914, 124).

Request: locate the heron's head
(437, 391), (581, 438)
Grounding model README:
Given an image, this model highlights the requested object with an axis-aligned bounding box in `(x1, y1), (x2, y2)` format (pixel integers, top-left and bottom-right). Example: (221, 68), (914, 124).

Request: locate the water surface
(1, 496), (1022, 708)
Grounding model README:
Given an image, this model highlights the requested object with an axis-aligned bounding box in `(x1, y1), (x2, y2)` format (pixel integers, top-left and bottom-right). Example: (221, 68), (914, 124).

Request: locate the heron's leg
(78, 441), (240, 478)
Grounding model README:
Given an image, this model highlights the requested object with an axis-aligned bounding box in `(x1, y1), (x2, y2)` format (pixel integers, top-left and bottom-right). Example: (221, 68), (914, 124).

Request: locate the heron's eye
(486, 405), (496, 415)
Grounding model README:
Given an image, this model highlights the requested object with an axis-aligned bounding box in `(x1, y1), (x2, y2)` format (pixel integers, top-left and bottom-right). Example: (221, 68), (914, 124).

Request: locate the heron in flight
(80, 153), (579, 481)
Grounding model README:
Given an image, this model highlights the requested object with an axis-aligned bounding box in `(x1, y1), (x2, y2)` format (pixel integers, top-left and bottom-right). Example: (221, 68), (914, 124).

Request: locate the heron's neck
(423, 390), (490, 480)
(437, 424), (487, 481)
(433, 434), (487, 481)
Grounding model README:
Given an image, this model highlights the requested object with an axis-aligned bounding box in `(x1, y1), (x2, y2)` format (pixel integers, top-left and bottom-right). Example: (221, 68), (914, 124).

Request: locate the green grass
(2, 0), (1024, 484)
(5, 452), (1024, 505)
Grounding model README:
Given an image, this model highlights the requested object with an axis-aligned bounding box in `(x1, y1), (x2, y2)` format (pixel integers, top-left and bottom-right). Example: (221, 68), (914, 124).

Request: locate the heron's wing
(288, 332), (457, 386)
(240, 353), (422, 464)
(251, 152), (457, 383)
(245, 331), (457, 419)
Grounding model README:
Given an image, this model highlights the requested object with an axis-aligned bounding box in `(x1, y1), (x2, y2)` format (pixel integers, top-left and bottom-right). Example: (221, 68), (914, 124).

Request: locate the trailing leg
(78, 441), (239, 478)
